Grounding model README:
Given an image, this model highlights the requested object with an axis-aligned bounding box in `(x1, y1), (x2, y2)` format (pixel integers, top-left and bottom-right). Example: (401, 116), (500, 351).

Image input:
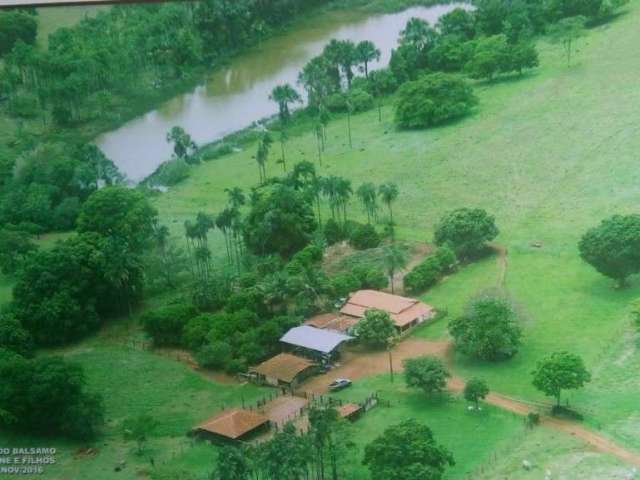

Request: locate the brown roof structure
(305, 313), (360, 333)
(340, 290), (435, 328)
(195, 408), (269, 440)
(250, 353), (315, 383)
(336, 403), (362, 419)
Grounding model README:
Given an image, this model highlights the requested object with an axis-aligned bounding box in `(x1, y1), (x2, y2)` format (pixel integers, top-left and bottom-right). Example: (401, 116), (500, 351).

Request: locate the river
(96, 3), (466, 182)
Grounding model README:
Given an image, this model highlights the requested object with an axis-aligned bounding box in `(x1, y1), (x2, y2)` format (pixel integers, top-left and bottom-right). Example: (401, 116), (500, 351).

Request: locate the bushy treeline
(0, 142), (122, 235)
(403, 246), (457, 294)
(3, 186), (157, 347)
(0, 348), (104, 440)
(0, 0), (328, 127)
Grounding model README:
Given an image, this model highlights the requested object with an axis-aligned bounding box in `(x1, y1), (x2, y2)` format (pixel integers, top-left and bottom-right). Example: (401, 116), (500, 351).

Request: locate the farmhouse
(304, 312), (360, 333)
(192, 408), (270, 444)
(249, 353), (318, 389)
(340, 290), (435, 332)
(280, 325), (353, 361)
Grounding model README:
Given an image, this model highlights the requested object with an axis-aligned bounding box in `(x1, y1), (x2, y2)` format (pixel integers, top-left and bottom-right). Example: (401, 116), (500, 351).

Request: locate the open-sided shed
(250, 353), (317, 388)
(280, 325), (353, 359)
(192, 408), (270, 444)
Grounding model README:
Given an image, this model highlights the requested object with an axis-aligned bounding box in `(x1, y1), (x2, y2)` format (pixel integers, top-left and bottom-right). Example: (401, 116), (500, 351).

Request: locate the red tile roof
(340, 290), (435, 328)
(250, 353), (315, 383)
(195, 409), (269, 439)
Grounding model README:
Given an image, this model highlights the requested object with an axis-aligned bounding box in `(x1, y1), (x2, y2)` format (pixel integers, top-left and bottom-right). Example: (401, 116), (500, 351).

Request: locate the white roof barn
(280, 326), (353, 354)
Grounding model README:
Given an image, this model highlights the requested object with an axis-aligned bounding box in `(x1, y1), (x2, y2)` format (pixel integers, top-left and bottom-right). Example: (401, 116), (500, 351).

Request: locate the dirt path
(488, 242), (508, 288)
(308, 338), (640, 467)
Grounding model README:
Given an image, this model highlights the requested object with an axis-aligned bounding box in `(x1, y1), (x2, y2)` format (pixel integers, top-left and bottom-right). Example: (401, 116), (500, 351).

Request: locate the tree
(11, 234), (110, 346)
(465, 35), (509, 81)
(356, 182), (378, 224)
(448, 294), (522, 360)
(243, 184), (317, 258)
(255, 132), (273, 184)
(269, 84), (301, 123)
(166, 126), (198, 163)
(383, 244), (408, 294)
(355, 40), (381, 78)
(532, 351), (591, 407)
(434, 208), (498, 259)
(0, 228), (37, 275)
(214, 446), (251, 480)
(436, 8), (476, 39)
(77, 186), (158, 253)
(262, 423), (311, 480)
(0, 12), (37, 57)
(123, 414), (157, 455)
(363, 419), (454, 480)
(548, 16), (586, 66)
(354, 309), (396, 348)
(378, 182), (399, 231)
(403, 356), (450, 397)
(395, 73), (477, 129)
(0, 313), (33, 357)
(578, 215), (640, 288)
(464, 378), (490, 410)
(0, 354), (104, 439)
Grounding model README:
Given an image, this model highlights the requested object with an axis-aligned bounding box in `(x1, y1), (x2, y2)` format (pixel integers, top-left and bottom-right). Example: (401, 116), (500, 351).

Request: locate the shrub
(354, 309), (396, 348)
(196, 342), (232, 370)
(434, 208), (498, 259)
(156, 158), (190, 186)
(8, 93), (39, 118)
(395, 72), (477, 129)
(182, 314), (215, 350)
(449, 293), (522, 360)
(353, 265), (388, 290)
(331, 272), (361, 298)
(349, 223), (381, 250)
(324, 218), (345, 245)
(325, 93), (349, 113)
(403, 247), (458, 294)
(141, 302), (198, 347)
(202, 142), (233, 161)
(349, 88), (374, 112)
(291, 243), (324, 266)
(368, 68), (399, 95)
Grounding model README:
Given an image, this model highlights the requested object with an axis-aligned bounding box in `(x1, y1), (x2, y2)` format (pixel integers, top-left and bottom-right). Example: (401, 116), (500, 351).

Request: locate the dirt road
(308, 338), (640, 467)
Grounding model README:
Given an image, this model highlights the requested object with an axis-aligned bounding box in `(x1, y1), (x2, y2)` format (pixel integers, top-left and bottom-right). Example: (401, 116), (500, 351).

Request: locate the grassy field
(153, 0), (640, 456)
(36, 5), (107, 47)
(0, 337), (267, 480)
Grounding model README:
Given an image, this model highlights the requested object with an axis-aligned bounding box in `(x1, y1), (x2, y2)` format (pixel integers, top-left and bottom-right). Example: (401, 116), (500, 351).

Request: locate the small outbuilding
(250, 353), (317, 389)
(340, 289), (435, 332)
(280, 325), (353, 360)
(192, 408), (270, 444)
(336, 403), (363, 421)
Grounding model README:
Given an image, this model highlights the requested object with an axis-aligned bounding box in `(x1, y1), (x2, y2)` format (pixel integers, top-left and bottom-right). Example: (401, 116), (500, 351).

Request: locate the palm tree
(335, 177), (353, 225)
(278, 129), (288, 172)
(225, 187), (246, 210)
(215, 208), (234, 264)
(355, 40), (381, 79)
(356, 182), (378, 224)
(103, 235), (141, 316)
(378, 182), (399, 237)
(345, 94), (353, 148)
(321, 176), (341, 221)
(269, 83), (301, 123)
(255, 133), (273, 183)
(383, 244), (408, 294)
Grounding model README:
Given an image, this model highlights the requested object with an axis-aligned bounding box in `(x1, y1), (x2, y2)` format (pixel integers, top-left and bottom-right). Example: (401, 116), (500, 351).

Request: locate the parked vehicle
(328, 378), (352, 391)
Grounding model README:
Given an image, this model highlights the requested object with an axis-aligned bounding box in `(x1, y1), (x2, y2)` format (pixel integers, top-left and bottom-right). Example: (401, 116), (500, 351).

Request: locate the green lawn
(153, 0), (640, 455)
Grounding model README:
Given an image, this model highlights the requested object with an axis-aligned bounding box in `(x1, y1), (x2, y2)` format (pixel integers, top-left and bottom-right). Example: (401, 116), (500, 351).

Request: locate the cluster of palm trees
(183, 187), (247, 284)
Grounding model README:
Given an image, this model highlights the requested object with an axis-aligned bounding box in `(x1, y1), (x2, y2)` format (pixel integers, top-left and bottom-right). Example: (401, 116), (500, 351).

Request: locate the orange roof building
(193, 408), (270, 443)
(340, 290), (435, 331)
(250, 353), (317, 387)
